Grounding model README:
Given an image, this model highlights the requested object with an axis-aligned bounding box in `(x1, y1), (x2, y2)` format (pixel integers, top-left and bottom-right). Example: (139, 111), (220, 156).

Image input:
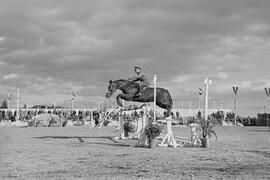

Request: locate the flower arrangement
(144, 123), (162, 139)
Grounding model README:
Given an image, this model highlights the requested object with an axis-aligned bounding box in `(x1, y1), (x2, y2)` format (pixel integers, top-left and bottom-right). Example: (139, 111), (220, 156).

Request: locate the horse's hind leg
(165, 106), (171, 117)
(156, 102), (171, 117)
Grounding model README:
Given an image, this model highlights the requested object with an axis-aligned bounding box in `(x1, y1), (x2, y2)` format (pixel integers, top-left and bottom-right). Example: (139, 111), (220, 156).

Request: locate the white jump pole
(119, 111), (125, 139)
(204, 77), (212, 121)
(7, 90), (11, 110)
(90, 108), (95, 128)
(16, 87), (20, 121)
(153, 74), (157, 122)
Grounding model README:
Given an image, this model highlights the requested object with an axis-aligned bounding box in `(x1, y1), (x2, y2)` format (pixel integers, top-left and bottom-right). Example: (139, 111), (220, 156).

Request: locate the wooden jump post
(158, 116), (179, 147)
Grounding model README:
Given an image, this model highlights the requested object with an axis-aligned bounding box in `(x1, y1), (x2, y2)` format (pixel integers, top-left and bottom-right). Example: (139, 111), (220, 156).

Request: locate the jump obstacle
(158, 116), (179, 147)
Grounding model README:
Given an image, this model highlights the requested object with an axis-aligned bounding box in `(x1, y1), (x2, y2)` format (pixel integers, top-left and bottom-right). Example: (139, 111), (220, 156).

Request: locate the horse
(105, 79), (173, 116)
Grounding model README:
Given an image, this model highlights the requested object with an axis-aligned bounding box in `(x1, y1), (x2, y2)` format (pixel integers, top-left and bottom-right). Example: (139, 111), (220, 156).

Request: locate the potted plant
(198, 117), (217, 148)
(144, 123), (162, 148)
(123, 121), (134, 137)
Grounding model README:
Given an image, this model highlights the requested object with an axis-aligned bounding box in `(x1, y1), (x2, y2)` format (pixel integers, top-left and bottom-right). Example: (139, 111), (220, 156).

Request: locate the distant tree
(23, 104), (27, 109)
(1, 99), (8, 109)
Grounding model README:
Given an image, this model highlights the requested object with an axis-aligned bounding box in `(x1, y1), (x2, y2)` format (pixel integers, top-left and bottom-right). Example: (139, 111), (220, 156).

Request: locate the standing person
(189, 122), (200, 147)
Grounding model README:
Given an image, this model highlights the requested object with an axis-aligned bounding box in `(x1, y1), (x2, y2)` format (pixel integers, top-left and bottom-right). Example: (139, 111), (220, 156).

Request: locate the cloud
(0, 37), (6, 41)
(2, 73), (18, 81)
(171, 75), (192, 83)
(217, 72), (229, 79)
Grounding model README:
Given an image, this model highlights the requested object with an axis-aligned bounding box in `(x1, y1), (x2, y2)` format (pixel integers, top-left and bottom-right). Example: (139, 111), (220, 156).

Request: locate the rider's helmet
(134, 66), (142, 75)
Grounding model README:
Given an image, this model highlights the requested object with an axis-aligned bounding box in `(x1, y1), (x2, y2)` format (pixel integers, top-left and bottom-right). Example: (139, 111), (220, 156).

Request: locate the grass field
(0, 126), (270, 180)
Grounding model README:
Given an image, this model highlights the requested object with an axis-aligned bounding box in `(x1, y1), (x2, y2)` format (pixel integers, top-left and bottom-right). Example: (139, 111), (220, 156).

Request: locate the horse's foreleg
(116, 94), (123, 107)
(116, 94), (132, 107)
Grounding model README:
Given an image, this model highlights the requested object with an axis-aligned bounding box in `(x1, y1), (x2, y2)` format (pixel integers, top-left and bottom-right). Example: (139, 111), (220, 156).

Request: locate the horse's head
(106, 80), (118, 98)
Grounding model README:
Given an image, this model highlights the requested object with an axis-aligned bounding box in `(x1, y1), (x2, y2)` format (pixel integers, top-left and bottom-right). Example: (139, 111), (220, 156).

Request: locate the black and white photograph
(0, 0), (270, 179)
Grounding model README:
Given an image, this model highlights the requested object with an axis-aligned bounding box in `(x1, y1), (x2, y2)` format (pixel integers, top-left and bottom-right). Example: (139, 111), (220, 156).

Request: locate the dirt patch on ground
(0, 126), (269, 179)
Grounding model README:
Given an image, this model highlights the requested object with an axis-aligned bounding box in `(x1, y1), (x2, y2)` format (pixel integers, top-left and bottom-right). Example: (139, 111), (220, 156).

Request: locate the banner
(265, 87), (270, 98)
(72, 91), (76, 99)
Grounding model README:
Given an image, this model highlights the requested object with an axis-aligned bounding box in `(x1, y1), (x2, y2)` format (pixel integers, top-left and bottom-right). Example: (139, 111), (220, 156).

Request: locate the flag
(199, 88), (203, 95)
(7, 91), (11, 100)
(72, 91), (76, 98)
(233, 86), (238, 96)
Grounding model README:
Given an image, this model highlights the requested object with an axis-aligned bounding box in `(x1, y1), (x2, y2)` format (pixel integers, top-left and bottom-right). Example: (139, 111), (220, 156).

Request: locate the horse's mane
(113, 79), (128, 83)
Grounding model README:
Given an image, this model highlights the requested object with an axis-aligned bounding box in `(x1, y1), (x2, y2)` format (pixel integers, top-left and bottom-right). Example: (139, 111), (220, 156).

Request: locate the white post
(204, 77), (212, 121)
(267, 98), (269, 128)
(71, 98), (74, 111)
(264, 88), (270, 128)
(53, 98), (56, 109)
(7, 99), (9, 110)
(213, 99), (216, 113)
(7, 90), (10, 110)
(189, 100), (191, 116)
(233, 86), (238, 125)
(198, 95), (201, 111)
(220, 100), (223, 110)
(16, 87), (20, 121)
(153, 74), (157, 122)
(181, 101), (184, 109)
(90, 108), (95, 128)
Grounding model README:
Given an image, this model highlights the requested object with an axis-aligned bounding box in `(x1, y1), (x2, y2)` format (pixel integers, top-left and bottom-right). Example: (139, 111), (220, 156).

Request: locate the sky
(0, 0), (270, 116)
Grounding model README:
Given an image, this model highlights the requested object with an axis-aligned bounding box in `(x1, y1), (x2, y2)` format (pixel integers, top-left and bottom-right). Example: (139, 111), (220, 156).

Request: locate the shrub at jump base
(144, 123), (162, 149)
(197, 117), (217, 148)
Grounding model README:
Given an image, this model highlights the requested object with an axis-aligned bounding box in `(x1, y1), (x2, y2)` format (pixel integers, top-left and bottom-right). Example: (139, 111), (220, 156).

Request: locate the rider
(129, 66), (150, 97)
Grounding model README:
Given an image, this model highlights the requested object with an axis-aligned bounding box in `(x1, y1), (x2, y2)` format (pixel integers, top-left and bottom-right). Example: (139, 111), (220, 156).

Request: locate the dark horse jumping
(106, 79), (173, 115)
